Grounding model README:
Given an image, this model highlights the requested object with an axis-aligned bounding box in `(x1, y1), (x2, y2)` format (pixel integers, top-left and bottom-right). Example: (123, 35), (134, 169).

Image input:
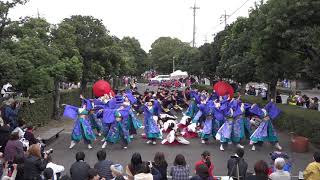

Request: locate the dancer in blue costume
(249, 101), (282, 151)
(215, 108), (244, 151)
(123, 91), (142, 138)
(80, 95), (102, 136)
(143, 99), (161, 145)
(232, 102), (252, 143)
(63, 100), (96, 149)
(198, 101), (220, 144)
(105, 108), (131, 149)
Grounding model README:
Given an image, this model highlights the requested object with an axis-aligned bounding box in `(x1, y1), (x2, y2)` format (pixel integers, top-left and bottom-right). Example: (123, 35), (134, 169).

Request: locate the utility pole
(191, 1), (199, 47)
(37, 8), (40, 18)
(220, 10), (230, 28)
(172, 56), (175, 73)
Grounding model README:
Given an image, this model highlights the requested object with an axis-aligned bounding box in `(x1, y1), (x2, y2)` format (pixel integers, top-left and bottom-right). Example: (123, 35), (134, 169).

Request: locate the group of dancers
(62, 86), (283, 151)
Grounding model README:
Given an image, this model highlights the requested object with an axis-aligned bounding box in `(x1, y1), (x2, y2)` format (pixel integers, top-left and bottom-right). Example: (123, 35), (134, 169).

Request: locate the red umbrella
(92, 80), (113, 97)
(213, 81), (234, 98)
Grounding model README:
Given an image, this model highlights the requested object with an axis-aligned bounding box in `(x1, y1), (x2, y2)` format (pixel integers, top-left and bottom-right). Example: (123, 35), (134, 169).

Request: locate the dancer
(63, 100), (96, 149)
(249, 101), (282, 151)
(161, 120), (190, 145)
(198, 102), (220, 144)
(106, 108), (131, 149)
(143, 99), (161, 145)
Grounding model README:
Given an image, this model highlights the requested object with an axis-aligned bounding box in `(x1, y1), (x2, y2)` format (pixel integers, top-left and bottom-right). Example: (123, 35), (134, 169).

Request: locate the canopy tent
(170, 70), (188, 79)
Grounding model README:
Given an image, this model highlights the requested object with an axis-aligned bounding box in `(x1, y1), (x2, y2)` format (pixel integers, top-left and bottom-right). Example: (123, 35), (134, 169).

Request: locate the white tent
(170, 70), (188, 79)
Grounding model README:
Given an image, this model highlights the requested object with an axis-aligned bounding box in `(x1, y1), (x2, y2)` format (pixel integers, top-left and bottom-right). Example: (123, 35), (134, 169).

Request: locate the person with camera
(46, 155), (65, 180)
(24, 144), (48, 180)
(227, 147), (248, 180)
(195, 151), (214, 178)
(1, 162), (18, 180)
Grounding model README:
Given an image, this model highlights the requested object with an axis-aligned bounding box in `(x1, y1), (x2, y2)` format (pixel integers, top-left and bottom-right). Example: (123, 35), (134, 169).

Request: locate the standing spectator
(0, 115), (10, 152)
(126, 152), (143, 180)
(12, 120), (25, 139)
(309, 97), (319, 110)
(195, 151), (214, 177)
(24, 144), (47, 180)
(269, 158), (290, 180)
(70, 151), (90, 180)
(227, 148), (248, 180)
(94, 150), (113, 180)
(190, 164), (213, 180)
(110, 164), (124, 180)
(246, 160), (269, 180)
(3, 99), (19, 130)
(4, 132), (24, 162)
(303, 151), (320, 180)
(152, 152), (168, 180)
(46, 155), (65, 180)
(170, 154), (189, 180)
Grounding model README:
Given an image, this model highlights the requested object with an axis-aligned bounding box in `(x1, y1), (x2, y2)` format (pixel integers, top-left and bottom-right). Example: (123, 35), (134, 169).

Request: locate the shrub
(18, 87), (92, 126)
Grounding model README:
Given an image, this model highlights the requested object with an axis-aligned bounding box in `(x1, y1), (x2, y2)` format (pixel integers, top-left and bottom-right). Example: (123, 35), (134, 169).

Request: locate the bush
(18, 87), (92, 126)
(241, 95), (320, 144)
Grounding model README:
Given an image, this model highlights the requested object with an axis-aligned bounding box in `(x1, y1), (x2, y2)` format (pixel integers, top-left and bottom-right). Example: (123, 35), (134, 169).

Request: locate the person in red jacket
(195, 151), (214, 177)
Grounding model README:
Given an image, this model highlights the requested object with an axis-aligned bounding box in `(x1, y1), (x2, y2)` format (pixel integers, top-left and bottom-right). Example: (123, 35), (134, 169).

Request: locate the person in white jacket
(46, 155), (65, 180)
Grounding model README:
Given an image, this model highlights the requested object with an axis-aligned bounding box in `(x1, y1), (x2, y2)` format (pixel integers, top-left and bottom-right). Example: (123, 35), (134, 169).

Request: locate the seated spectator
(12, 120), (25, 139)
(269, 158), (290, 180)
(268, 151), (291, 174)
(246, 160), (269, 180)
(4, 132), (24, 162)
(195, 151), (214, 177)
(13, 154), (24, 180)
(170, 154), (189, 180)
(190, 164), (213, 180)
(46, 155), (65, 180)
(24, 144), (48, 180)
(227, 148), (248, 180)
(134, 162), (153, 180)
(126, 152), (143, 180)
(24, 124), (39, 146)
(94, 150), (113, 180)
(60, 175), (72, 180)
(309, 97), (319, 110)
(70, 151), (90, 180)
(303, 151), (320, 180)
(152, 152), (168, 180)
(88, 168), (102, 180)
(110, 164), (124, 180)
(43, 168), (54, 180)
(1, 162), (17, 180)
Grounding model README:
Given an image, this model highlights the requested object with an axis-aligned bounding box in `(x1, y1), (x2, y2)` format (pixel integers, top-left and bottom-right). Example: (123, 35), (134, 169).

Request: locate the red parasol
(92, 80), (114, 97)
(213, 81), (234, 98)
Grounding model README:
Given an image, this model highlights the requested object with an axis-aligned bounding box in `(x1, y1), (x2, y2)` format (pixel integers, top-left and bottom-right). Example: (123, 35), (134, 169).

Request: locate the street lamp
(173, 56), (175, 73)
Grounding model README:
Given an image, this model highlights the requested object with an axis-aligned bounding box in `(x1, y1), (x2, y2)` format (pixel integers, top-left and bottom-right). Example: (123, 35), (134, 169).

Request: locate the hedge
(18, 87), (92, 126)
(191, 84), (320, 144)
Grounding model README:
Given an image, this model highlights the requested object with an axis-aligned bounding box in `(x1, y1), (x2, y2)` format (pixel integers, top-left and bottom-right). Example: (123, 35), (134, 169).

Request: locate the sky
(10, 0), (260, 52)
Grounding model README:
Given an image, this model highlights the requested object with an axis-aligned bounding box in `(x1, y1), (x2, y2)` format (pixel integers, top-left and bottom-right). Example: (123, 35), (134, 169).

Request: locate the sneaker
(69, 141), (76, 149)
(130, 135), (134, 139)
(228, 141), (232, 145)
(236, 144), (244, 149)
(152, 141), (157, 145)
(251, 145), (256, 151)
(146, 140), (152, 144)
(275, 143), (282, 150)
(220, 144), (224, 151)
(101, 137), (105, 142)
(98, 133), (102, 137)
(123, 146), (128, 149)
(201, 140), (206, 144)
(102, 142), (107, 149)
(88, 144), (93, 149)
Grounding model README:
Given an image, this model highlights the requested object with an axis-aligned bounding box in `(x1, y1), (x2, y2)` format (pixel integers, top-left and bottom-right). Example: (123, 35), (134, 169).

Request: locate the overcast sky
(10, 0), (260, 51)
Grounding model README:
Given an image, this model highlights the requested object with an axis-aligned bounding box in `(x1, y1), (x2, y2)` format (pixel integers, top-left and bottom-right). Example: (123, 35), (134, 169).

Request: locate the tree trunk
(269, 80), (277, 101)
(52, 80), (61, 120)
(240, 83), (246, 94)
(80, 78), (87, 95)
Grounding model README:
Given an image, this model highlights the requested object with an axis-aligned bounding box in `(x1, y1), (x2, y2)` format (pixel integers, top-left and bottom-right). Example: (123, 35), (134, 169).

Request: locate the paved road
(45, 84), (317, 178)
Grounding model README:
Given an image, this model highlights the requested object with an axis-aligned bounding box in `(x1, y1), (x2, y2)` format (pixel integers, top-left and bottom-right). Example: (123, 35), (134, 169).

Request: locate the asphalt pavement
(44, 84), (318, 178)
